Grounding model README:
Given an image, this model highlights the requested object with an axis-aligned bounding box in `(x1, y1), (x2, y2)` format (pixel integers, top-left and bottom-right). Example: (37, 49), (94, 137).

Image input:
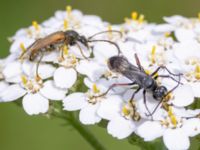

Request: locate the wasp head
(153, 86), (168, 101)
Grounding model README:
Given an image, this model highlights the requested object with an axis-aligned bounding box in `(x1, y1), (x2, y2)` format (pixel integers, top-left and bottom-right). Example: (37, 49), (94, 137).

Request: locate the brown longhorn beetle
(19, 29), (122, 79)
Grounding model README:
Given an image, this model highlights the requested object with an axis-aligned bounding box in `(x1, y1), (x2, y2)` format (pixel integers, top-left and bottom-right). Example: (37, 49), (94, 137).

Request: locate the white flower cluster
(1, 6), (200, 150)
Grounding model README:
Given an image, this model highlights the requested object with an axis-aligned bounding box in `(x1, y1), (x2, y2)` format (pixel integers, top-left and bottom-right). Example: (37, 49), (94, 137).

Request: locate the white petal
(174, 41), (200, 62)
(22, 61), (55, 79)
(93, 42), (119, 64)
(22, 93), (49, 115)
(0, 81), (9, 93)
(3, 61), (22, 79)
(0, 84), (26, 102)
(163, 128), (190, 150)
(76, 60), (106, 81)
(182, 118), (200, 137)
(42, 51), (59, 62)
(82, 15), (103, 27)
(37, 63), (56, 79)
(175, 28), (195, 42)
(10, 37), (34, 53)
(79, 26), (101, 38)
(107, 116), (135, 139)
(163, 15), (188, 25)
(63, 93), (87, 111)
(172, 84), (194, 107)
(189, 82), (200, 97)
(54, 67), (77, 89)
(153, 24), (175, 33)
(5, 75), (22, 83)
(136, 121), (164, 141)
(69, 45), (91, 59)
(97, 95), (123, 120)
(40, 80), (67, 100)
(79, 103), (101, 125)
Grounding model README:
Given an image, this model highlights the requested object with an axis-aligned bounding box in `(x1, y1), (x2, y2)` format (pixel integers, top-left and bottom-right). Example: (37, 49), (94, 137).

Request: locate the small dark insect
(19, 30), (122, 78)
(97, 54), (182, 118)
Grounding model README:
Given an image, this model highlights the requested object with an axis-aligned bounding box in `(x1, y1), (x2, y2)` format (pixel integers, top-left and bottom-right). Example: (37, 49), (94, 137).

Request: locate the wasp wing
(123, 63), (147, 85)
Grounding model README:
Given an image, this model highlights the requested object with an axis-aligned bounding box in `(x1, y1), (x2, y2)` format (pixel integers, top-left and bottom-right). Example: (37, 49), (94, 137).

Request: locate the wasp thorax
(107, 56), (129, 73)
(142, 76), (157, 90)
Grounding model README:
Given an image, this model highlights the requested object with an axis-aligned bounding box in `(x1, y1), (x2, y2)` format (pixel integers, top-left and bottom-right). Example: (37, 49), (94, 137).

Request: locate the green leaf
(128, 134), (166, 150)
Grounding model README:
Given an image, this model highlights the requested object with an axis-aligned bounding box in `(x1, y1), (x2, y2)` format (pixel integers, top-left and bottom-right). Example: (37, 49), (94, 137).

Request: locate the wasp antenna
(88, 30), (123, 40)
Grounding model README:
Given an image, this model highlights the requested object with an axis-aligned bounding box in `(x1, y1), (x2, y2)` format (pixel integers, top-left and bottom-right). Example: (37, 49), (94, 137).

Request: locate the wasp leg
(146, 73), (181, 117)
(130, 87), (141, 102)
(88, 39), (121, 55)
(94, 82), (136, 98)
(134, 53), (145, 72)
(143, 90), (153, 120)
(182, 113), (200, 119)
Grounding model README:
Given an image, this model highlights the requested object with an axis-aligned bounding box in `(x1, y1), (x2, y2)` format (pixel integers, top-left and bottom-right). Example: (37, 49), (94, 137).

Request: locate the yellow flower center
(107, 25), (113, 39)
(124, 17), (131, 24)
(66, 5), (72, 16)
(63, 45), (69, 56)
(164, 32), (171, 37)
(122, 106), (131, 116)
(71, 54), (77, 64)
(131, 11), (138, 20)
(20, 42), (26, 52)
(195, 65), (200, 80)
(21, 75), (43, 93)
(150, 45), (156, 64)
(138, 14), (144, 24)
(92, 84), (100, 94)
(168, 107), (177, 127)
(63, 19), (68, 30)
(165, 92), (173, 101)
(21, 75), (28, 85)
(32, 21), (40, 31)
(198, 12), (200, 21)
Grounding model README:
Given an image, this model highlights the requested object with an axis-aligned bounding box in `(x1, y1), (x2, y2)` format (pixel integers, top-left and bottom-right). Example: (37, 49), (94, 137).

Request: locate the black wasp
(97, 54), (182, 117)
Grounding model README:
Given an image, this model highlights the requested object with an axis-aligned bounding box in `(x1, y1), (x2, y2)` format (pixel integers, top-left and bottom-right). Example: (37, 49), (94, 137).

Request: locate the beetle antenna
(88, 30), (123, 40)
(88, 39), (121, 55)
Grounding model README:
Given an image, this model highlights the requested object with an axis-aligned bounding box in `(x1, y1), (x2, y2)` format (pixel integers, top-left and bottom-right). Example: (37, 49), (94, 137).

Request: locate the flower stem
(53, 111), (106, 150)
(69, 114), (106, 150)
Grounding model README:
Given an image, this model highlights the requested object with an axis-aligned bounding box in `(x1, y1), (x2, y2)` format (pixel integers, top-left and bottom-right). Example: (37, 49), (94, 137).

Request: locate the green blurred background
(0, 0), (200, 150)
